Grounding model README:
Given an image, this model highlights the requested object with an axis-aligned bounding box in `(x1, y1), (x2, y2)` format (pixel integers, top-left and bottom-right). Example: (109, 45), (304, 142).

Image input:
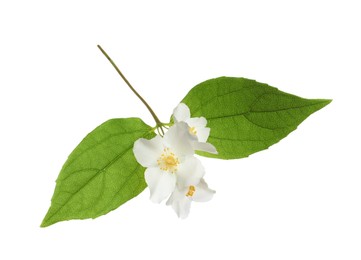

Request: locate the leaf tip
(40, 220), (49, 228)
(318, 98), (332, 109)
(40, 211), (55, 228)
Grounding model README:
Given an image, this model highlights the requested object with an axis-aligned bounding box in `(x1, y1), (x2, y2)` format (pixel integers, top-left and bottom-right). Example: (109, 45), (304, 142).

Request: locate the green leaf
(181, 77), (331, 159)
(41, 118), (155, 227)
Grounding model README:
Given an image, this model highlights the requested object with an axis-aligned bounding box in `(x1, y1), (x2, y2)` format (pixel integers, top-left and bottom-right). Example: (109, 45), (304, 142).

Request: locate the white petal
(192, 179), (215, 202)
(177, 156), (205, 187)
(196, 127), (210, 142)
(166, 190), (176, 206)
(145, 167), (176, 203)
(167, 187), (192, 219)
(186, 117), (207, 128)
(133, 136), (163, 167)
(175, 198), (192, 219)
(191, 141), (218, 154)
(173, 103), (191, 122)
(166, 186), (184, 205)
(163, 122), (194, 156)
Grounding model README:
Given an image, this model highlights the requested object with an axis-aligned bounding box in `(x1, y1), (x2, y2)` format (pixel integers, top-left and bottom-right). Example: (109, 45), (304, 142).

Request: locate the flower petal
(145, 167), (176, 203)
(167, 187), (192, 219)
(166, 186), (184, 206)
(191, 141), (218, 154)
(186, 117), (210, 142)
(133, 135), (163, 167)
(163, 122), (194, 156)
(192, 179), (215, 202)
(195, 127), (210, 142)
(177, 156), (205, 187)
(173, 103), (190, 122)
(186, 117), (207, 128)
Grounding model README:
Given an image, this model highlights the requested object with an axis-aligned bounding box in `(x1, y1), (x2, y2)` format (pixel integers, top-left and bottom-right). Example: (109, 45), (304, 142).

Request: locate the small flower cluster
(133, 103), (217, 218)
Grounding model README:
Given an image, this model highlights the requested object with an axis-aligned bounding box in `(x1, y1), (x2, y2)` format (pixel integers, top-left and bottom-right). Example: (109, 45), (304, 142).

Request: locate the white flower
(133, 122), (205, 203)
(173, 103), (217, 154)
(166, 178), (215, 219)
(134, 104), (218, 217)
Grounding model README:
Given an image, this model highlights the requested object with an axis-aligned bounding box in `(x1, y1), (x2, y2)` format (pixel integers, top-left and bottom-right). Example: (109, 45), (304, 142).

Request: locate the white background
(0, 0), (360, 259)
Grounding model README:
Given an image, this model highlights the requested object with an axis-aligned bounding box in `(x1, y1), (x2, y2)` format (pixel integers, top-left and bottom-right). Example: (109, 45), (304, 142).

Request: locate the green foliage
(182, 77), (331, 159)
(41, 118), (155, 227)
(42, 76), (331, 226)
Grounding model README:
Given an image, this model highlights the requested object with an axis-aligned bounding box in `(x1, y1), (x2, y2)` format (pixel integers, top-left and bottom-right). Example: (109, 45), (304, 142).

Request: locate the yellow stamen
(165, 156), (177, 166)
(157, 147), (179, 173)
(189, 127), (197, 135)
(186, 185), (196, 197)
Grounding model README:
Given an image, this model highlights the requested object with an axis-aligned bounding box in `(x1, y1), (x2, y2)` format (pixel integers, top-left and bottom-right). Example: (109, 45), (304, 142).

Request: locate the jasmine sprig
(40, 46), (331, 227)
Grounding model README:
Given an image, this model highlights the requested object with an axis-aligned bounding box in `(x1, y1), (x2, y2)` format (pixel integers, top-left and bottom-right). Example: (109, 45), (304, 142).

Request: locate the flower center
(157, 148), (179, 173)
(189, 127), (197, 135)
(186, 185), (196, 197)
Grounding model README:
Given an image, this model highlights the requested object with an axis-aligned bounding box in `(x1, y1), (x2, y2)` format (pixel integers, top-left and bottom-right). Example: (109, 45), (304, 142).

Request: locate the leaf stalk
(97, 45), (164, 135)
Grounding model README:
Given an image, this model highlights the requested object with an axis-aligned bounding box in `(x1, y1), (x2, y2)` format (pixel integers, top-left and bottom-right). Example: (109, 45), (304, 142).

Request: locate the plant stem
(97, 45), (164, 134)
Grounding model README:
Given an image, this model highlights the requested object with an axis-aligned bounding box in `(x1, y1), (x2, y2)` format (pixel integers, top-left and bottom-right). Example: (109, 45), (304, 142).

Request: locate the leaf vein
(250, 102), (326, 113)
(45, 132), (149, 224)
(65, 129), (149, 168)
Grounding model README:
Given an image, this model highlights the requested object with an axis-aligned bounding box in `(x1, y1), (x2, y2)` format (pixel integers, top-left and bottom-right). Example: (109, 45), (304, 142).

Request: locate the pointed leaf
(41, 118), (155, 227)
(181, 77), (331, 159)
